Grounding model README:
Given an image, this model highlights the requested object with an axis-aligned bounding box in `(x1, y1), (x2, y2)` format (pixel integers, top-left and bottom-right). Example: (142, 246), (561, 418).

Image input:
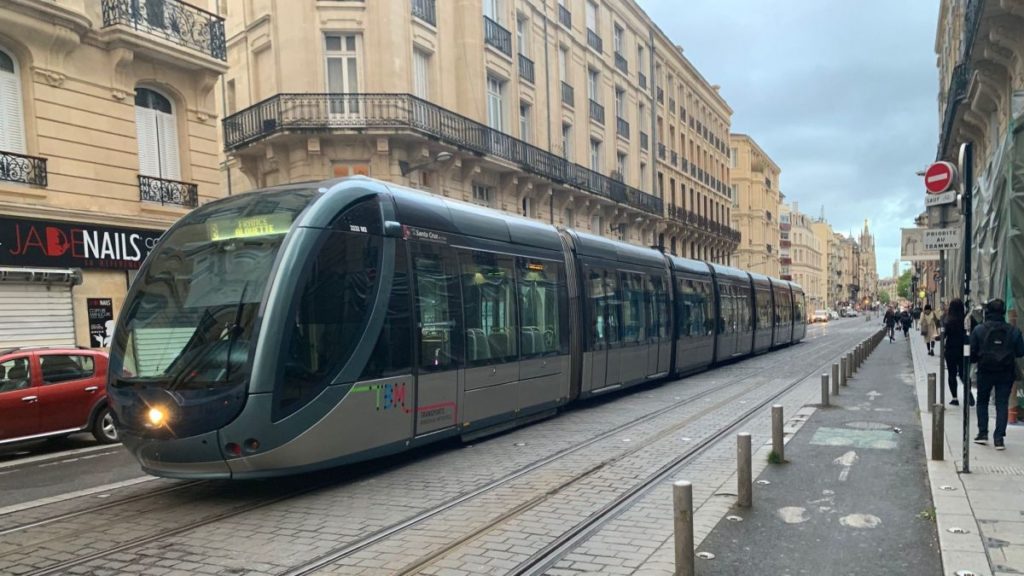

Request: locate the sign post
(958, 143), (973, 474)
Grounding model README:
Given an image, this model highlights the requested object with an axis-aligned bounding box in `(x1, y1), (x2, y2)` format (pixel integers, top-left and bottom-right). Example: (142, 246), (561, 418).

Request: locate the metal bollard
(772, 405), (784, 462)
(673, 480), (695, 576)
(931, 405), (944, 461)
(737, 432), (752, 507)
(831, 367), (840, 396)
(846, 353), (853, 379)
(927, 373), (936, 413)
(832, 363), (840, 394)
(840, 356), (847, 387)
(938, 339), (945, 405)
(821, 373), (830, 406)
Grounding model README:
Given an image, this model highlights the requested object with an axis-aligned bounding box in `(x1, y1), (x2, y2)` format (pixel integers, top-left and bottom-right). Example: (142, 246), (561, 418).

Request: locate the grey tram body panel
(109, 176), (806, 479)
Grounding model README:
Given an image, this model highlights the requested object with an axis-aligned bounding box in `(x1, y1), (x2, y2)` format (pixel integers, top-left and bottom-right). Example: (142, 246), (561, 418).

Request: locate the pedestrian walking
(884, 306), (896, 342)
(943, 298), (972, 406)
(921, 304), (941, 355)
(970, 299), (1024, 450)
(900, 308), (912, 339)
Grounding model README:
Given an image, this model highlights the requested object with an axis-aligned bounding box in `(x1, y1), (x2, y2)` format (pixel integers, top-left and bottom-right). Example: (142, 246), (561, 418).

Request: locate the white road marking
(866, 390), (882, 400)
(0, 444), (120, 470)
(0, 476), (155, 517)
(834, 450), (859, 482)
(839, 513), (882, 528)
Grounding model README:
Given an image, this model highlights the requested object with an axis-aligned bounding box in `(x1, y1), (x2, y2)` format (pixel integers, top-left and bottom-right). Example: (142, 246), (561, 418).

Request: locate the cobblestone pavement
(0, 320), (874, 576)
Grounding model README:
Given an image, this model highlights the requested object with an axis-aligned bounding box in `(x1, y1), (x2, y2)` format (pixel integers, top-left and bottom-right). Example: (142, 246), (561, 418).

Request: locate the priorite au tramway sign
(923, 228), (961, 251)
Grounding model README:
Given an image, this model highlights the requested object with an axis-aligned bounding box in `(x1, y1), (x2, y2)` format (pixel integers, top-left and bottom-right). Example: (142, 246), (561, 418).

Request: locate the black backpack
(978, 323), (1015, 372)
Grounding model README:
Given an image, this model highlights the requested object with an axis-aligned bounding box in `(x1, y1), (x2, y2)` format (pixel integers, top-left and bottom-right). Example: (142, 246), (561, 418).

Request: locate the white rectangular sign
(925, 191), (957, 206)
(923, 228), (961, 250)
(901, 228), (939, 261)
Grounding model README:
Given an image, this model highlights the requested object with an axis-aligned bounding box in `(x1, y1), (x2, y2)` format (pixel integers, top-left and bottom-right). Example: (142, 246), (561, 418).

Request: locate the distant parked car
(846, 309), (859, 317)
(828, 309), (840, 320)
(0, 347), (118, 446)
(811, 309), (830, 323)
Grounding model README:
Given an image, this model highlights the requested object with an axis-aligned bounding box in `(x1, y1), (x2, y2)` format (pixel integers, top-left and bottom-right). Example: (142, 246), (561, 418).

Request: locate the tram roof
(708, 262), (751, 283)
(747, 271), (773, 289)
(570, 231), (668, 269)
(667, 255), (712, 276)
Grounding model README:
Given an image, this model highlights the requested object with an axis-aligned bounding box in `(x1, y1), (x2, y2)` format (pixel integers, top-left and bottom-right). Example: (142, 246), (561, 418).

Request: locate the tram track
(6, 324), (865, 576)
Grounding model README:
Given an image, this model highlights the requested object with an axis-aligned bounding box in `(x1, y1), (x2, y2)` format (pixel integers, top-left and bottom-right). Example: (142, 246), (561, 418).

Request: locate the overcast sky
(638, 0), (938, 278)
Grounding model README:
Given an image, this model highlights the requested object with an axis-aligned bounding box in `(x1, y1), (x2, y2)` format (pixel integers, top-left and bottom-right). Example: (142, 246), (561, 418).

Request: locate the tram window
(412, 245), (461, 372)
(361, 242), (412, 380)
(676, 278), (706, 338)
(460, 251), (518, 365)
(756, 290), (772, 329)
(588, 268), (621, 349)
(794, 295), (805, 324)
(517, 259), (566, 357)
(649, 275), (669, 340)
(620, 272), (646, 345)
(278, 230), (381, 418)
(736, 287), (751, 331)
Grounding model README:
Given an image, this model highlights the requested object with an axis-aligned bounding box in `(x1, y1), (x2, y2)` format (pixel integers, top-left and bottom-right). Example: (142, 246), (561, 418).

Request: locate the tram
(107, 176), (805, 479)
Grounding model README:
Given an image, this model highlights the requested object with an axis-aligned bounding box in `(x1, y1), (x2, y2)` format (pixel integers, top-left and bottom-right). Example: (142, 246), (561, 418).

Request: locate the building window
(729, 147), (737, 168)
(225, 79), (237, 115)
(616, 152), (627, 179)
(523, 196), (535, 218)
(483, 0), (502, 22)
(561, 122), (572, 159)
(640, 162), (647, 186)
(591, 214), (604, 236)
(519, 101), (531, 142)
(585, 0), (597, 32)
(564, 207), (574, 227)
(472, 182), (493, 205)
(516, 15), (528, 56)
(0, 48), (26, 154)
(325, 34), (361, 114)
(587, 68), (600, 102)
(636, 44), (644, 71)
(613, 24), (624, 54)
(413, 47), (431, 99)
(558, 45), (569, 82)
(615, 87), (625, 118)
(638, 102), (646, 132)
(590, 139), (601, 173)
(486, 74), (505, 131)
(134, 87), (180, 180)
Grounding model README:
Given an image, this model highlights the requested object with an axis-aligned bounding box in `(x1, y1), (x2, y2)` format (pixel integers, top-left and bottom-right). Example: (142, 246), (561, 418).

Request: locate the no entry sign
(925, 161), (956, 194)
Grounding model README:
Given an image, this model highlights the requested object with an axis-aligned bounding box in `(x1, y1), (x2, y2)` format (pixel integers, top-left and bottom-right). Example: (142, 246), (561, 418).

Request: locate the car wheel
(92, 406), (120, 444)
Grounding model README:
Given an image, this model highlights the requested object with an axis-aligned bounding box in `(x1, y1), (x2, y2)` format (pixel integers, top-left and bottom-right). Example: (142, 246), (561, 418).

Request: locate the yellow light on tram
(147, 407), (167, 426)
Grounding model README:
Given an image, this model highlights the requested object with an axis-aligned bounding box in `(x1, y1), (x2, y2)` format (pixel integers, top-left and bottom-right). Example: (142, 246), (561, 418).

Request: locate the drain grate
(970, 465), (1024, 476)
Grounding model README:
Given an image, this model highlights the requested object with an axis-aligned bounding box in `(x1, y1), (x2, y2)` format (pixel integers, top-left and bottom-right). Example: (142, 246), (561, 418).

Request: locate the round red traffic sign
(924, 161), (956, 194)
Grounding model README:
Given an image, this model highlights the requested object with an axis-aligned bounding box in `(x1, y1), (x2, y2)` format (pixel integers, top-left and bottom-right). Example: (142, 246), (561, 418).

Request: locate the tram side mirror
(383, 220), (403, 238)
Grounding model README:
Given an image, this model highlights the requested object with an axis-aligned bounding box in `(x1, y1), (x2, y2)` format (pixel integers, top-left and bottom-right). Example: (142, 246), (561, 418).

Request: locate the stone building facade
(728, 133), (781, 276)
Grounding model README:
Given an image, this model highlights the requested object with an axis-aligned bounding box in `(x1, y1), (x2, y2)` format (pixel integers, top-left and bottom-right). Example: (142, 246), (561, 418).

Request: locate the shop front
(0, 216), (163, 350)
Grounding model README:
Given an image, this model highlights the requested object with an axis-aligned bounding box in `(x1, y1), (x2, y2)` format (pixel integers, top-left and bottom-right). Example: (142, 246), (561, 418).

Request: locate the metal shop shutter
(0, 282), (75, 349)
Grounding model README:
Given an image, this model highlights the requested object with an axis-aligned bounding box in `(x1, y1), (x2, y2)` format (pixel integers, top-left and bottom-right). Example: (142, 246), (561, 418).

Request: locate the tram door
(411, 244), (462, 437)
(587, 267), (620, 390)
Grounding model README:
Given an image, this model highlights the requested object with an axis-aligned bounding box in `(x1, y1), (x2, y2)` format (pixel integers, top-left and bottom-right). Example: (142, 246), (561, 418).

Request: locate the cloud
(639, 0), (938, 277)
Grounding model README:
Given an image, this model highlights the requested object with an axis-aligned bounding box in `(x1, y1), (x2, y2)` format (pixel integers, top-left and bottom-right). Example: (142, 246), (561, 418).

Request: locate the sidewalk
(911, 331), (1024, 576)
(694, 330), (943, 575)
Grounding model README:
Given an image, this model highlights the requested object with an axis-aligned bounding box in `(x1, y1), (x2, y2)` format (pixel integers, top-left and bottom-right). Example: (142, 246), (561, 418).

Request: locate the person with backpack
(920, 304), (941, 355)
(883, 306), (896, 342)
(943, 299), (972, 406)
(970, 299), (1024, 450)
(900, 308), (912, 339)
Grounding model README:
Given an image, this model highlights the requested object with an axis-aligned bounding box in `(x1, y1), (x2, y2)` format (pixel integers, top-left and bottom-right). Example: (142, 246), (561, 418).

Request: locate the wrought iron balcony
(639, 72), (647, 90)
(558, 4), (572, 29)
(561, 82), (574, 107)
(484, 16), (512, 57)
(411, 0), (436, 26)
(614, 53), (628, 74)
(222, 93), (663, 215)
(640, 131), (648, 151)
(0, 150), (47, 187)
(616, 117), (630, 139)
(587, 29), (603, 53)
(101, 0), (226, 61)
(518, 54), (535, 84)
(665, 204), (741, 245)
(589, 99), (605, 124)
(138, 174), (198, 208)
(657, 143), (666, 160)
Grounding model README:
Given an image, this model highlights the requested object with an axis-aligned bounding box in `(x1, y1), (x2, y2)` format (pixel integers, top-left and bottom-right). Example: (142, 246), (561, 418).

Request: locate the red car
(0, 347), (118, 446)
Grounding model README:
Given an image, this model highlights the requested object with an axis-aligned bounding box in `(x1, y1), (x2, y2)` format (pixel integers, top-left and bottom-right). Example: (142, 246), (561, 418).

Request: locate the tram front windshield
(110, 190), (316, 434)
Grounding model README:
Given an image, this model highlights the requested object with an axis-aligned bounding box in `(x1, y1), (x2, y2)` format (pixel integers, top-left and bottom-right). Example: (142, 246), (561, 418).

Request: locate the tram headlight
(147, 406), (167, 427)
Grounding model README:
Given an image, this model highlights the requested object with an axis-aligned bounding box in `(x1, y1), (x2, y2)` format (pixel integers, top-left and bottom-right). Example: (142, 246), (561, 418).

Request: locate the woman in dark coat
(943, 298), (973, 406)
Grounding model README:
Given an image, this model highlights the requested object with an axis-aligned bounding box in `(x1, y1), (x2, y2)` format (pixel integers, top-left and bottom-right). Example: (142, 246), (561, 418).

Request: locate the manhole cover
(948, 527), (970, 534)
(726, 515), (743, 522)
(696, 552), (716, 560)
(844, 421), (892, 430)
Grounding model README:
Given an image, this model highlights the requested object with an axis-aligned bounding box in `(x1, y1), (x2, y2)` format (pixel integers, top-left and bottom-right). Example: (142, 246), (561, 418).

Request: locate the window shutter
(0, 67), (26, 154)
(135, 106), (160, 177)
(156, 111), (181, 180)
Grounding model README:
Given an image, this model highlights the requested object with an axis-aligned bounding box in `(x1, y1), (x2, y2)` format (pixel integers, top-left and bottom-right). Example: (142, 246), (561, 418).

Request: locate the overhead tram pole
(959, 142), (973, 474)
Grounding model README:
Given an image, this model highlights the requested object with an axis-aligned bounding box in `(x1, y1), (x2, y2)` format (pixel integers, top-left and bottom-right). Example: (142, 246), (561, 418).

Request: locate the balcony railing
(101, 0), (226, 61)
(0, 150), (47, 187)
(558, 4), (571, 29)
(587, 29), (603, 53)
(561, 82), (574, 107)
(614, 53), (628, 74)
(666, 204), (741, 245)
(222, 93), (663, 215)
(639, 72), (647, 90)
(138, 174), (198, 208)
(518, 54), (535, 84)
(640, 131), (648, 151)
(589, 99), (605, 124)
(657, 143), (666, 160)
(411, 0), (436, 26)
(484, 16), (512, 56)
(616, 117), (630, 139)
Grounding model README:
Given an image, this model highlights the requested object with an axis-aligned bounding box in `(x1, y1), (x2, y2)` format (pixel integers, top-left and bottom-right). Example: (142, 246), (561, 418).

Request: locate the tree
(896, 269), (912, 299)
(879, 291), (891, 305)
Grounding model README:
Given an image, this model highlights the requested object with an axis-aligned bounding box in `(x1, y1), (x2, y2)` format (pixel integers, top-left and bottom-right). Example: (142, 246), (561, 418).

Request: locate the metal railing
(138, 174), (198, 208)
(561, 82), (574, 107)
(101, 0), (226, 61)
(666, 204), (741, 244)
(640, 131), (648, 151)
(587, 29), (603, 53)
(616, 117), (630, 139)
(589, 99), (605, 124)
(614, 53), (628, 74)
(411, 0), (436, 26)
(484, 16), (512, 56)
(0, 150), (47, 187)
(558, 4), (571, 29)
(518, 54), (535, 84)
(222, 93), (663, 215)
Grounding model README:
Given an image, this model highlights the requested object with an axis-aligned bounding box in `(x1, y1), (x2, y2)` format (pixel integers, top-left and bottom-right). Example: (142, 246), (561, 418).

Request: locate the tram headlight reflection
(147, 406), (168, 427)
